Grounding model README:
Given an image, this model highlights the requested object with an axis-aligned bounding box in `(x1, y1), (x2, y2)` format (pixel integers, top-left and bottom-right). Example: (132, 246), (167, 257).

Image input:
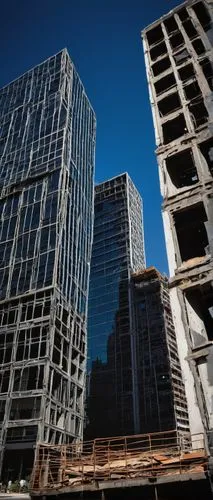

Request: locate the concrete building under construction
(142, 0), (213, 446)
(0, 50), (96, 479)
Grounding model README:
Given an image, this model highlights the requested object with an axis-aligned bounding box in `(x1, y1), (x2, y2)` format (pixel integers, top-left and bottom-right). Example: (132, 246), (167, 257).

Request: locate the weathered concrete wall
(170, 287), (204, 435)
(142, 0), (213, 443)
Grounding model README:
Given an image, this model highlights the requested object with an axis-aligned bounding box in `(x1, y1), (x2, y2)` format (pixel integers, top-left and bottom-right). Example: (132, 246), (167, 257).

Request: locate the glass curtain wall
(86, 173), (145, 439)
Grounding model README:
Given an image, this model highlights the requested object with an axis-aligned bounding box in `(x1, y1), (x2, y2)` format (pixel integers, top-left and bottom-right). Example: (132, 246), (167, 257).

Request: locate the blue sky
(1, 0), (183, 273)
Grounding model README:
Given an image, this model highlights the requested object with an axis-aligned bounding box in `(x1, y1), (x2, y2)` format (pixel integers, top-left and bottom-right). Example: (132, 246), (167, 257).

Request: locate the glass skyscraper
(0, 49), (96, 479)
(86, 173), (145, 439)
(132, 267), (189, 434)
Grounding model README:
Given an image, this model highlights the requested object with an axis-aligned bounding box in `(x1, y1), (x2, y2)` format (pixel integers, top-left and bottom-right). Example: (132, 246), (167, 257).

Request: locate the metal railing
(30, 430), (207, 492)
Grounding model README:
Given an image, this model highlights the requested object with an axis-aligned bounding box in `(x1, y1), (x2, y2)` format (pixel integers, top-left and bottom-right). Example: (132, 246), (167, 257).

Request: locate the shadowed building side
(86, 173), (145, 439)
(132, 267), (189, 434)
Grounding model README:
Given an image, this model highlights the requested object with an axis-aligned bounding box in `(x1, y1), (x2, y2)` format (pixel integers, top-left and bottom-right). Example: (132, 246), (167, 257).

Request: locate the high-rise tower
(0, 49), (96, 478)
(86, 173), (145, 439)
(142, 0), (213, 443)
(132, 267), (189, 435)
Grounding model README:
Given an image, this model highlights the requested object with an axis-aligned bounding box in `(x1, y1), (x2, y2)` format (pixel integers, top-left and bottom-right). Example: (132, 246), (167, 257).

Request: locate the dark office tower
(142, 0), (213, 442)
(132, 267), (189, 434)
(0, 49), (96, 479)
(86, 173), (145, 439)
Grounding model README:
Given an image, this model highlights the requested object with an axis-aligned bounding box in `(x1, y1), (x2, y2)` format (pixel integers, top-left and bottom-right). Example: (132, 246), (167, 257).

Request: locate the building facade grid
(0, 49), (96, 479)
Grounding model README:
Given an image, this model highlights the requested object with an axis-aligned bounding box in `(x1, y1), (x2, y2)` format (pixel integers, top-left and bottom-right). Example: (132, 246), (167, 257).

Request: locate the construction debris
(30, 430), (208, 493)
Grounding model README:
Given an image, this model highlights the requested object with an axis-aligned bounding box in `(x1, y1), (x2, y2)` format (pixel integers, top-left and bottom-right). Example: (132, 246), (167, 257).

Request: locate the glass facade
(132, 268), (189, 434)
(0, 49), (96, 479)
(86, 173), (145, 439)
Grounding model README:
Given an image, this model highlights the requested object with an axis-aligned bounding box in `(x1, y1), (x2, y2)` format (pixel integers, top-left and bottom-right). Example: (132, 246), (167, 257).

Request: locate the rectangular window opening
(170, 32), (184, 50)
(9, 397), (41, 420)
(174, 202), (208, 262)
(152, 57), (171, 77)
(146, 24), (164, 46)
(183, 19), (198, 39)
(150, 41), (167, 62)
(189, 98), (208, 127)
(13, 365), (44, 391)
(158, 92), (181, 117)
(53, 346), (60, 365)
(184, 81), (201, 100)
(166, 149), (198, 188)
(192, 38), (206, 55)
(0, 400), (6, 423)
(178, 63), (195, 82)
(0, 370), (10, 393)
(154, 73), (176, 96)
(162, 114), (187, 144)
(178, 8), (189, 21)
(6, 426), (37, 443)
(174, 48), (190, 65)
(164, 16), (178, 34)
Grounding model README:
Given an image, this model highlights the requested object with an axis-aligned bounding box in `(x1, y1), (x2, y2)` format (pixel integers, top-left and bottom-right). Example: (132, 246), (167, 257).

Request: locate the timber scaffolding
(30, 430), (209, 497)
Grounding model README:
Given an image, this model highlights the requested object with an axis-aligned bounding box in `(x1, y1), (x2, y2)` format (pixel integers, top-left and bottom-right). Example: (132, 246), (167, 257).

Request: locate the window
(174, 203), (208, 262)
(189, 98), (208, 128)
(178, 64), (195, 82)
(158, 92), (181, 116)
(162, 114), (187, 144)
(192, 38), (206, 55)
(164, 16), (178, 34)
(0, 400), (5, 422)
(16, 327), (47, 361)
(174, 49), (190, 65)
(0, 371), (10, 393)
(6, 426), (37, 442)
(166, 149), (198, 188)
(0, 332), (13, 364)
(184, 81), (201, 100)
(13, 365), (44, 391)
(183, 20), (198, 39)
(152, 57), (171, 77)
(9, 397), (41, 420)
(154, 73), (176, 96)
(146, 25), (164, 46)
(178, 8), (189, 21)
(169, 32), (184, 50)
(150, 41), (167, 62)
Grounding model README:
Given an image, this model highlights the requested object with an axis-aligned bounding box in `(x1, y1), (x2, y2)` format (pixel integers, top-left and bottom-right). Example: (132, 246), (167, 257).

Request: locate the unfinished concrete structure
(132, 267), (189, 434)
(142, 0), (213, 445)
(0, 49), (96, 479)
